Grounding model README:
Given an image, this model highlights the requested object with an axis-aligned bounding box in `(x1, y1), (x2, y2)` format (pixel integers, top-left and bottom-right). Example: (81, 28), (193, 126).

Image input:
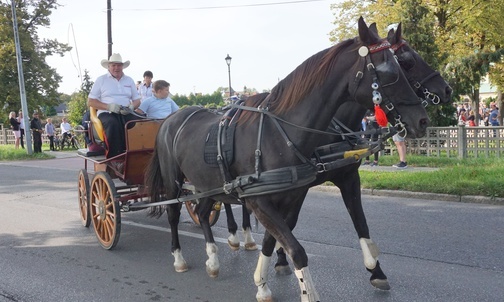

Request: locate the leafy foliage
(0, 0), (70, 124)
(329, 0), (504, 126)
(67, 70), (93, 126)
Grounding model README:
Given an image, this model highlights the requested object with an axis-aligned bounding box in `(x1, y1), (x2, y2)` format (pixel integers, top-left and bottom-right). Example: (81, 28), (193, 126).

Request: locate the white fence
(384, 125), (504, 158)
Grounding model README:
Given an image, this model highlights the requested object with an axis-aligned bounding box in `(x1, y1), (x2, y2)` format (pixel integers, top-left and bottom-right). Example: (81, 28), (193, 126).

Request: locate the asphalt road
(1, 155), (503, 302)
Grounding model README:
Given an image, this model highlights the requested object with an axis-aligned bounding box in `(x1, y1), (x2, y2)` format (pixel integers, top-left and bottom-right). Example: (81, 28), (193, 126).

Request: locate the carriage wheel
(185, 200), (220, 227)
(78, 169), (91, 227)
(89, 171), (121, 249)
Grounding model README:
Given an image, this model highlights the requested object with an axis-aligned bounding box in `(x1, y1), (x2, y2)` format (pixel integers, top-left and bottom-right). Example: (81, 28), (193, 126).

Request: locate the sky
(38, 0), (340, 96)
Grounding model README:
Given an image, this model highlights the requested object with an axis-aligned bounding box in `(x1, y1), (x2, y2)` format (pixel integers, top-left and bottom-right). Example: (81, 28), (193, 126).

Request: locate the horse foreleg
(224, 203), (240, 250)
(166, 203), (188, 273)
(336, 168), (390, 290)
(242, 205), (257, 250)
(295, 267), (320, 302)
(199, 198), (220, 278)
(254, 252), (272, 302)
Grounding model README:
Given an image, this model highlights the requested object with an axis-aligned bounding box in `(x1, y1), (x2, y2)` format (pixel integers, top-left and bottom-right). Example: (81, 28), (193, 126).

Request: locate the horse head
(350, 17), (429, 138)
(387, 23), (453, 105)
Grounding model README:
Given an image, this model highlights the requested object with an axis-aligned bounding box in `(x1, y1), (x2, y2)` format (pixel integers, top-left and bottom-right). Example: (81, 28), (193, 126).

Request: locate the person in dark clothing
(362, 110), (380, 166)
(82, 109), (91, 146)
(9, 111), (21, 149)
(30, 112), (43, 153)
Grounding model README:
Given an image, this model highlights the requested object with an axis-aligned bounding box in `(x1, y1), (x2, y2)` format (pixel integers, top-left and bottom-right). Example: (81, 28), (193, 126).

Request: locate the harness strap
(173, 108), (206, 160)
(268, 114), (313, 165)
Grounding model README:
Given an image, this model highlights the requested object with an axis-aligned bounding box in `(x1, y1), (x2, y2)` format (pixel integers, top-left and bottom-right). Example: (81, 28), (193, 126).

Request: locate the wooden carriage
(77, 108), (219, 249)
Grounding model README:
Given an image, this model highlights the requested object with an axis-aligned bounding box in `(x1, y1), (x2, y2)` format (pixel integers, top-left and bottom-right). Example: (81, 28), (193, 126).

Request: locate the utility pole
(107, 0), (112, 57)
(11, 0), (33, 154)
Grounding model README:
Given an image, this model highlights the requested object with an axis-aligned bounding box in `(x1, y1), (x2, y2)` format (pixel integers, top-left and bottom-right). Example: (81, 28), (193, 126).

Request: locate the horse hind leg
(224, 203), (240, 250)
(360, 238), (390, 290)
(205, 242), (220, 278)
(199, 198), (220, 278)
(166, 203), (188, 273)
(242, 205), (257, 251)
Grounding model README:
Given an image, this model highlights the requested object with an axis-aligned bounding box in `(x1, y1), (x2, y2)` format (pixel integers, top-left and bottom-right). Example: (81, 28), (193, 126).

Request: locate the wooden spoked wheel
(78, 169), (91, 227)
(89, 171), (121, 250)
(185, 199), (221, 227)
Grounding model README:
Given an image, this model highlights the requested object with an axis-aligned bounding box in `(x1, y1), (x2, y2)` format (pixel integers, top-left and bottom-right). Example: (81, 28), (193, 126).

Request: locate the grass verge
(358, 155), (504, 198)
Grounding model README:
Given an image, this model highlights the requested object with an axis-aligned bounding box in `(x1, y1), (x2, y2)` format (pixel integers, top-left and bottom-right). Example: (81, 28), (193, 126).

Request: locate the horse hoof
(274, 265), (292, 276)
(175, 264), (188, 273)
(228, 240), (240, 251)
(371, 278), (391, 290)
(245, 242), (258, 251)
(206, 267), (219, 278)
(256, 297), (273, 302)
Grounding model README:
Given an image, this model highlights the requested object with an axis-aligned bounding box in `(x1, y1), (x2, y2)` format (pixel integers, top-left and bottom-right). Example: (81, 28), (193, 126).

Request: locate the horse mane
(238, 38), (356, 124)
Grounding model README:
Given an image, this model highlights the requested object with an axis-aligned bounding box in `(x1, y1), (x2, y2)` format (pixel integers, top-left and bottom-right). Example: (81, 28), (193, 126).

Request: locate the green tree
(0, 0), (70, 122)
(67, 70), (93, 126)
(329, 0), (504, 126)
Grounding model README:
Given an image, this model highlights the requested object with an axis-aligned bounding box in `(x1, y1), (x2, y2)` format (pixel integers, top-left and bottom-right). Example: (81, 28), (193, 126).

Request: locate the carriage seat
(78, 106), (106, 157)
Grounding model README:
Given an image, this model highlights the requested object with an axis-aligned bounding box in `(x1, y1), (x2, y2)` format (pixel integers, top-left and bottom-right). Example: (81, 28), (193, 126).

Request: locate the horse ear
(387, 28), (397, 44)
(358, 16), (372, 45)
(395, 22), (402, 40)
(369, 23), (378, 35)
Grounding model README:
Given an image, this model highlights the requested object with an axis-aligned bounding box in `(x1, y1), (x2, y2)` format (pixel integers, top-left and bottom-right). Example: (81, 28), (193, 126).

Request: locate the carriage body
(76, 115), (218, 250)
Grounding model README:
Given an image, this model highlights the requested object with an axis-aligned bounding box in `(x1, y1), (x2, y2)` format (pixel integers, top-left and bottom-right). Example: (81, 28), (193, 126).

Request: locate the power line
(115, 0), (329, 12)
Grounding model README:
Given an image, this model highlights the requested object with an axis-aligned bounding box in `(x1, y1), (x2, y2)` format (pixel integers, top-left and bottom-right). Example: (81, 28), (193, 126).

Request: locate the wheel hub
(98, 200), (106, 220)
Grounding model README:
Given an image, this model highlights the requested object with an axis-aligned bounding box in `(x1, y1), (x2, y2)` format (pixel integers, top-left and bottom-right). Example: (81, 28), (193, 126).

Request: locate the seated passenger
(87, 53), (140, 159)
(60, 117), (75, 148)
(136, 80), (179, 119)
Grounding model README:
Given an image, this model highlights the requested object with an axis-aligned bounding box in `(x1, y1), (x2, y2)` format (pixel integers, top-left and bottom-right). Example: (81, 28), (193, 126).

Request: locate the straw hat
(100, 53), (130, 69)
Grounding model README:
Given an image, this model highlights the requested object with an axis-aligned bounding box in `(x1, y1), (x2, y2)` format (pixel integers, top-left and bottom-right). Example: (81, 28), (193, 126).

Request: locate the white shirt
(138, 82), (153, 101)
(88, 72), (140, 115)
(61, 121), (72, 134)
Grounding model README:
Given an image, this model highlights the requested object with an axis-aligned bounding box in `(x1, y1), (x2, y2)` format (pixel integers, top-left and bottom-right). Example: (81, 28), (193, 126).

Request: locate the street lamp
(225, 54), (232, 101)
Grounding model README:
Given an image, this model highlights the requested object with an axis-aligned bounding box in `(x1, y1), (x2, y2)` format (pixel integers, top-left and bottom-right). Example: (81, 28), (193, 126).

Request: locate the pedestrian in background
(30, 112), (43, 153)
(9, 111), (21, 149)
(18, 110), (25, 149)
(362, 110), (380, 166)
(45, 118), (56, 151)
(392, 133), (407, 169)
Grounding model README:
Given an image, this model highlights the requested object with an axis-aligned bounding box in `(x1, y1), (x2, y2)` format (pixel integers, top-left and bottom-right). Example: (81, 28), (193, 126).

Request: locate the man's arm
(88, 98), (108, 110)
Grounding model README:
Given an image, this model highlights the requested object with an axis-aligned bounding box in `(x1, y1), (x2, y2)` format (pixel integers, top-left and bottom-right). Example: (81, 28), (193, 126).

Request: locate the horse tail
(145, 144), (166, 218)
(145, 122), (182, 218)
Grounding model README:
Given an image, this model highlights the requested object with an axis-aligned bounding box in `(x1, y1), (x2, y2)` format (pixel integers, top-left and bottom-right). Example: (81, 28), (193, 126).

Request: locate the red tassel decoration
(374, 104), (388, 127)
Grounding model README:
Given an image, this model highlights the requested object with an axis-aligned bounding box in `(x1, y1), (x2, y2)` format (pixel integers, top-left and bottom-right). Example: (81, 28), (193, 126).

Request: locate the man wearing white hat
(88, 53), (141, 161)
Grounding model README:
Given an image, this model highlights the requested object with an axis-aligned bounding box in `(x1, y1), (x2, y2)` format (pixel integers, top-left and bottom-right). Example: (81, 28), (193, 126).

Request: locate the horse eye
(375, 57), (400, 87)
(397, 51), (416, 70)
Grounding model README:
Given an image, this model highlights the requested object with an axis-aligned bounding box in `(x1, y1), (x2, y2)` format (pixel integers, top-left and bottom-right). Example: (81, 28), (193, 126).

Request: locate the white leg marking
(254, 253), (272, 302)
(295, 267), (320, 302)
(360, 238), (379, 270)
(243, 227), (258, 251)
(228, 232), (240, 251)
(172, 249), (188, 273)
(205, 243), (220, 278)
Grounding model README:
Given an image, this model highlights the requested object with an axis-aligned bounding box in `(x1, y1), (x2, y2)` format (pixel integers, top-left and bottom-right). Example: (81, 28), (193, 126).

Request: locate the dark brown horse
(222, 23), (453, 292)
(145, 17), (429, 301)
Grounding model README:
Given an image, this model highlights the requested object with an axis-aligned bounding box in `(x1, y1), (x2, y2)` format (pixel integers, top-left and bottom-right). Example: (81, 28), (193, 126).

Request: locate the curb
(312, 185), (504, 206)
